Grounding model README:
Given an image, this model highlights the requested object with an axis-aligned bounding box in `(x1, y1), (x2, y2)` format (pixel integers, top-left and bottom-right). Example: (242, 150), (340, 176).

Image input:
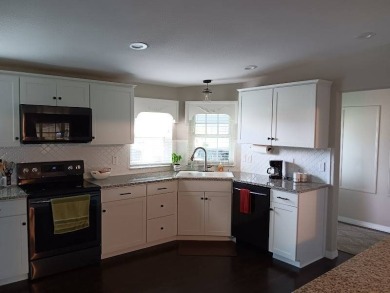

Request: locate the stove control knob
(23, 168), (29, 174)
(32, 168), (38, 173)
(68, 165), (74, 171)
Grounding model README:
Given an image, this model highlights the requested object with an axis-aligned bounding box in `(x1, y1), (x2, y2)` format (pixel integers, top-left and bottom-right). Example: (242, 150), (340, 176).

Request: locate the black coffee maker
(267, 160), (283, 179)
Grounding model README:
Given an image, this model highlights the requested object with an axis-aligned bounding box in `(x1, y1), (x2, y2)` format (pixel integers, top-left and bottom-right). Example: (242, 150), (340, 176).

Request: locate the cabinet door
(102, 197), (146, 255)
(56, 80), (90, 107)
(90, 83), (133, 145)
(239, 89), (273, 144)
(273, 84), (316, 147)
(269, 202), (297, 261)
(20, 76), (57, 106)
(0, 74), (20, 147)
(0, 215), (28, 281)
(177, 192), (204, 235)
(204, 192), (231, 236)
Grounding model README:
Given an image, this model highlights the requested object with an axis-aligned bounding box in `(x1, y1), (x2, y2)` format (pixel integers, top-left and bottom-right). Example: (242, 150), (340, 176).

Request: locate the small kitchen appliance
(267, 160), (283, 179)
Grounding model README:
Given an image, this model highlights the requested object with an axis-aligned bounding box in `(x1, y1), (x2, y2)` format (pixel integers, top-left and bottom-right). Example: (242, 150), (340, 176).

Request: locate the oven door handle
(31, 200), (52, 204)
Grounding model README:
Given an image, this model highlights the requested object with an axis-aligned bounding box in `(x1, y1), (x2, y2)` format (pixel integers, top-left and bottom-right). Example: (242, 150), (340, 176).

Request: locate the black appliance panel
(28, 191), (101, 260)
(20, 104), (92, 144)
(232, 182), (270, 251)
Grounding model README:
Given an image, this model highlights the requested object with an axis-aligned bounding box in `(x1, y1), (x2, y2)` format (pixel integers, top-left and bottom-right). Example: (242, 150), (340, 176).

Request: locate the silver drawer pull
(233, 187), (267, 196)
(120, 192), (132, 195)
(157, 187), (167, 190)
(32, 200), (51, 204)
(277, 196), (289, 200)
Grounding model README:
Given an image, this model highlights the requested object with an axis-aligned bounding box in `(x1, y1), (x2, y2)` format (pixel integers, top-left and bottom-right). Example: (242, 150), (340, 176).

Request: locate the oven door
(28, 191), (101, 261)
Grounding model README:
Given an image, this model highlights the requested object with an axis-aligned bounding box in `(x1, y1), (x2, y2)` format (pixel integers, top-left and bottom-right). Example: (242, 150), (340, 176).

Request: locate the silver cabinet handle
(233, 187), (267, 196)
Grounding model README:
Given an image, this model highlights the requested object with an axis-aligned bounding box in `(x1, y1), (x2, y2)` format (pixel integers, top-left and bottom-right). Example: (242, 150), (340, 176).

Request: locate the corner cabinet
(178, 180), (232, 237)
(90, 83), (134, 145)
(20, 76), (90, 107)
(269, 188), (327, 268)
(0, 199), (28, 286)
(238, 80), (332, 148)
(0, 74), (20, 147)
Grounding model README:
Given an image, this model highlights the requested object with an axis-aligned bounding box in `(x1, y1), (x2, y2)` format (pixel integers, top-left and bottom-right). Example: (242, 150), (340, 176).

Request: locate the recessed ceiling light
(356, 32), (376, 39)
(129, 42), (149, 50)
(244, 65), (258, 70)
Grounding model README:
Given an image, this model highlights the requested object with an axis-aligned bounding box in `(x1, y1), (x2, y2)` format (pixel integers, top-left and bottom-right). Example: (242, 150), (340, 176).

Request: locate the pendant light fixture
(202, 79), (212, 101)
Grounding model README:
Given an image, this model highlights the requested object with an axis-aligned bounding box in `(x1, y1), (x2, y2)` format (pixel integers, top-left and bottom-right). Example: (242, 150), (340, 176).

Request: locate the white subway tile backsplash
(240, 144), (331, 183)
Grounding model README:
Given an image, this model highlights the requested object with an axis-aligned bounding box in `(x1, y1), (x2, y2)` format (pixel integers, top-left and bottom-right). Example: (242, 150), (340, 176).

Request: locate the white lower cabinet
(0, 199), (28, 285)
(101, 185), (147, 258)
(269, 188), (327, 268)
(178, 180), (232, 237)
(146, 181), (177, 243)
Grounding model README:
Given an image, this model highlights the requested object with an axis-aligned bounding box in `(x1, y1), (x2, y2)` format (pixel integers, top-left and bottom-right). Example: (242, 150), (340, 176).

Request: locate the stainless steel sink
(176, 171), (234, 179)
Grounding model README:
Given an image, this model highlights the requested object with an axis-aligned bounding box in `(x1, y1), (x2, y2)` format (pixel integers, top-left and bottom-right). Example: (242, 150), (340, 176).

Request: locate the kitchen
(1, 0), (390, 292)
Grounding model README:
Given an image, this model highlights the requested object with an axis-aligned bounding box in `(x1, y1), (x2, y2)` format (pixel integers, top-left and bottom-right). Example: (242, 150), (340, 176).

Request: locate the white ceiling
(1, 0), (390, 86)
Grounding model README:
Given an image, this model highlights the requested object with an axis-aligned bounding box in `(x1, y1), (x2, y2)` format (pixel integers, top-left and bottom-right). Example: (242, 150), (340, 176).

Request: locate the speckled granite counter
(294, 237), (390, 292)
(86, 171), (328, 193)
(0, 186), (27, 200)
(86, 171), (178, 189)
(233, 172), (329, 193)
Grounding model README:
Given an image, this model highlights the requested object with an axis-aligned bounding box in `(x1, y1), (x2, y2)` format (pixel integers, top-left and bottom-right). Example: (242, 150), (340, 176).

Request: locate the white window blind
(130, 112), (174, 166)
(189, 113), (235, 164)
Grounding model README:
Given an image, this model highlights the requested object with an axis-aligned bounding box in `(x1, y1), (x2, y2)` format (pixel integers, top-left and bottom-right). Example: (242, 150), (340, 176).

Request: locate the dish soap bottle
(217, 162), (224, 172)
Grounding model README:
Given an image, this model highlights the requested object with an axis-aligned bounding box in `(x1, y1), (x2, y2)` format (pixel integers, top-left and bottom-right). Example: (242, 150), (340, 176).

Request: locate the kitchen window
(130, 97), (179, 167)
(186, 101), (238, 165)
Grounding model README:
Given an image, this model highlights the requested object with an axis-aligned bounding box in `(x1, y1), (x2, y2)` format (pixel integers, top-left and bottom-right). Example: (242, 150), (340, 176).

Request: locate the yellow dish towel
(51, 194), (90, 234)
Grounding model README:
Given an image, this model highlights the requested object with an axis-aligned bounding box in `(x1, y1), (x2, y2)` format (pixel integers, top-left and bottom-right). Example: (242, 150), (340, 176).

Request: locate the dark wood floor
(1, 242), (352, 293)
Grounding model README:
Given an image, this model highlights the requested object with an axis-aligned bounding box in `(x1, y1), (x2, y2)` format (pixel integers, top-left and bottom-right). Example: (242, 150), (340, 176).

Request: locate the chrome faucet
(190, 147), (208, 172)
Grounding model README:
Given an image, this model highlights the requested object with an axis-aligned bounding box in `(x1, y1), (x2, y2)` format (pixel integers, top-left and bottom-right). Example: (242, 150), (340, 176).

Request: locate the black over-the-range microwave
(20, 104), (93, 144)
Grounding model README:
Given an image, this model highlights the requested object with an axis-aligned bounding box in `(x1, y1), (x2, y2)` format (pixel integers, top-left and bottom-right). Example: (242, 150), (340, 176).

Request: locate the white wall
(339, 89), (390, 232)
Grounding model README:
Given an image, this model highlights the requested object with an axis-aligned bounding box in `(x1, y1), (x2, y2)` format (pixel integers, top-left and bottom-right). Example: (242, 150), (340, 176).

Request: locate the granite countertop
(294, 237), (390, 292)
(0, 186), (27, 201)
(86, 171), (328, 193)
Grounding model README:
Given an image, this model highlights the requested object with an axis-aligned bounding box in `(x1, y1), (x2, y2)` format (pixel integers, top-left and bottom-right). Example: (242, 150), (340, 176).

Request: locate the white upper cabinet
(90, 83), (134, 145)
(20, 76), (89, 107)
(238, 80), (331, 148)
(0, 74), (20, 147)
(238, 88), (273, 144)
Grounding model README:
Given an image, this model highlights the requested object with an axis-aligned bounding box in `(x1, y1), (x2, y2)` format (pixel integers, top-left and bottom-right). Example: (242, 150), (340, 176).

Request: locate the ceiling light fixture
(245, 65), (258, 70)
(202, 80), (212, 101)
(356, 32), (376, 39)
(129, 42), (149, 50)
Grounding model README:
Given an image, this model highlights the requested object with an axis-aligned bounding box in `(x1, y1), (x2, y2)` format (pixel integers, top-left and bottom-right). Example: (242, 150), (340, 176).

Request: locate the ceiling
(1, 0), (390, 87)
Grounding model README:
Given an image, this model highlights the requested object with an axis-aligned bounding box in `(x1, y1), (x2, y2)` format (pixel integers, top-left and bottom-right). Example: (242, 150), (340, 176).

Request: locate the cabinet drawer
(147, 181), (177, 196)
(147, 215), (177, 243)
(0, 199), (27, 217)
(271, 190), (298, 207)
(178, 180), (232, 192)
(101, 185), (146, 203)
(147, 192), (177, 219)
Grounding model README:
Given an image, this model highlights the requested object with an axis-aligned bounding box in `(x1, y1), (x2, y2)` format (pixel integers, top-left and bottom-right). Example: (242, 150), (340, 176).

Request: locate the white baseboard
(338, 216), (390, 233)
(325, 250), (338, 259)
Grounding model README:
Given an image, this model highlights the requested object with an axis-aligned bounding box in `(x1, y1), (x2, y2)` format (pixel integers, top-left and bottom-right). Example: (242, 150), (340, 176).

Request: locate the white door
(0, 215), (28, 280)
(102, 197), (146, 255)
(239, 89), (273, 144)
(270, 202), (297, 261)
(177, 192), (204, 235)
(204, 192), (231, 236)
(90, 83), (133, 144)
(56, 80), (90, 107)
(273, 84), (316, 147)
(0, 74), (20, 147)
(20, 76), (57, 106)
